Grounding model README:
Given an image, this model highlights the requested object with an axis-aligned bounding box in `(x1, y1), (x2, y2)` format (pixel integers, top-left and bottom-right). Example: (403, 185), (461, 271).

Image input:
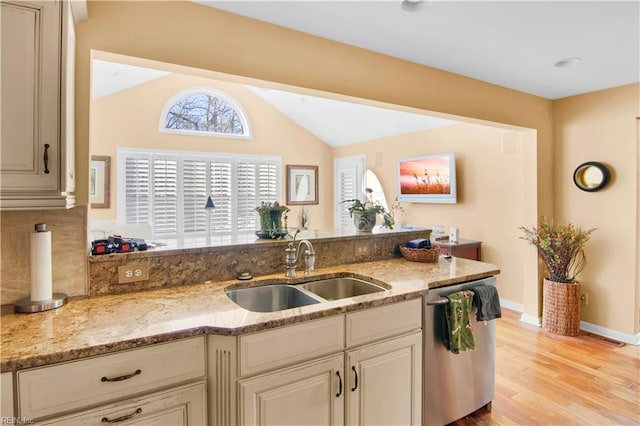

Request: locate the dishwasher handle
(427, 297), (450, 306)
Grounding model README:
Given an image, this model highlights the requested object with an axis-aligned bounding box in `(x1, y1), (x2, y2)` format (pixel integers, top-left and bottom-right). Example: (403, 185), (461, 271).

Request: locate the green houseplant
(254, 201), (290, 239)
(342, 189), (394, 233)
(520, 217), (596, 336)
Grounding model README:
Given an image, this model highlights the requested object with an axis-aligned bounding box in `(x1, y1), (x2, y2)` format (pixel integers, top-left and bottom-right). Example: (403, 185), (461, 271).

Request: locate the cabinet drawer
(39, 382), (206, 426)
(18, 337), (205, 419)
(346, 299), (422, 348)
(239, 315), (344, 377)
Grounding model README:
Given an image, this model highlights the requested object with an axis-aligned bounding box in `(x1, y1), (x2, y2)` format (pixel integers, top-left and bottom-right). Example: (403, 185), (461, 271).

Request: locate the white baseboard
(580, 321), (640, 346)
(500, 298), (541, 327)
(500, 299), (523, 312)
(498, 299), (639, 344)
(519, 313), (542, 327)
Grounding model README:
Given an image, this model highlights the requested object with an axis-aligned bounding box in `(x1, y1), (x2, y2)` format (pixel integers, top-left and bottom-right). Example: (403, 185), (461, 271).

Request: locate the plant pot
(542, 278), (581, 336)
(256, 208), (288, 239)
(353, 211), (377, 233)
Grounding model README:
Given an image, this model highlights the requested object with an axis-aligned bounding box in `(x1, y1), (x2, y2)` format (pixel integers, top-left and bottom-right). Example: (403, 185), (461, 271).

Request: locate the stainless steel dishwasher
(423, 276), (497, 426)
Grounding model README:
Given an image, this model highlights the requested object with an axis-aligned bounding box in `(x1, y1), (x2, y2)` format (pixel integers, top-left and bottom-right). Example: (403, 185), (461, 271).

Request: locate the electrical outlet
(118, 264), (149, 284)
(355, 242), (371, 257)
(581, 293), (589, 306)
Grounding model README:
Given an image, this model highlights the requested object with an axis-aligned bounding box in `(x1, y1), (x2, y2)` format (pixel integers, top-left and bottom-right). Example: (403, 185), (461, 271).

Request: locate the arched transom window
(160, 87), (252, 138)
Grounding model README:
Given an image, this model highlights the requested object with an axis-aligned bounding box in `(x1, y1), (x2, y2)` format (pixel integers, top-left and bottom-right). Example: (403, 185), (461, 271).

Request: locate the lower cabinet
(346, 332), (422, 426)
(231, 300), (423, 426)
(238, 355), (344, 426)
(39, 382), (206, 426)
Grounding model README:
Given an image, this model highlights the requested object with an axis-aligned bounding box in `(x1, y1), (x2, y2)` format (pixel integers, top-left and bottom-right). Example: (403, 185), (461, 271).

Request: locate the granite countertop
(1, 257), (499, 372)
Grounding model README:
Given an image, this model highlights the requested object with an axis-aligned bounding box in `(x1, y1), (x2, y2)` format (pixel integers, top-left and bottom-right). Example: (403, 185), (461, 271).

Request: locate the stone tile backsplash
(88, 229), (431, 296)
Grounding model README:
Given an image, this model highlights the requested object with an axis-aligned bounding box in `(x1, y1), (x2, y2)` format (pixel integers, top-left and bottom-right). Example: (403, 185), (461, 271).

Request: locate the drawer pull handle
(43, 144), (50, 174)
(101, 369), (141, 382)
(336, 371), (342, 397)
(101, 408), (142, 423)
(351, 366), (359, 391)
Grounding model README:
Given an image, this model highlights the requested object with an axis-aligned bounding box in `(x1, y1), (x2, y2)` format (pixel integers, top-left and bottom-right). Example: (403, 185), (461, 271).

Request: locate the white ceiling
(91, 60), (170, 99)
(246, 86), (454, 146)
(195, 0), (640, 100)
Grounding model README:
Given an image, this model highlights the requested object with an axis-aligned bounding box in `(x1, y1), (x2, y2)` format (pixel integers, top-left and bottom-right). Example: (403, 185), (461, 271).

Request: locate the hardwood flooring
(450, 309), (640, 425)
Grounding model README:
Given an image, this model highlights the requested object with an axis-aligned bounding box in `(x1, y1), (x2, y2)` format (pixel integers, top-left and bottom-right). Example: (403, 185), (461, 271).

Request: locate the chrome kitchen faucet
(284, 231), (315, 278)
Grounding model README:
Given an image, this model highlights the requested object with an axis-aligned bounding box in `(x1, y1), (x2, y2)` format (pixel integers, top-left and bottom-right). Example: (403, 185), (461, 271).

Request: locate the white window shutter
(335, 155), (365, 230)
(210, 161), (233, 233)
(183, 159), (208, 234)
(124, 155), (151, 225)
(152, 158), (178, 236)
(236, 162), (258, 231)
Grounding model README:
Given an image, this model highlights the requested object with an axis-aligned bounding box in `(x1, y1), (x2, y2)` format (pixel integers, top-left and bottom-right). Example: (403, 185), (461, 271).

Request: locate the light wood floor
(450, 309), (640, 425)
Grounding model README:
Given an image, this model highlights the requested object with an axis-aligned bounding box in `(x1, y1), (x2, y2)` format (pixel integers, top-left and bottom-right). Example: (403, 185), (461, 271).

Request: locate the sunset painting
(397, 153), (457, 204)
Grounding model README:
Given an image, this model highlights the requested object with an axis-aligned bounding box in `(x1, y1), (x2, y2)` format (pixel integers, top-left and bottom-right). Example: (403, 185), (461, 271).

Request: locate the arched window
(160, 87), (252, 138)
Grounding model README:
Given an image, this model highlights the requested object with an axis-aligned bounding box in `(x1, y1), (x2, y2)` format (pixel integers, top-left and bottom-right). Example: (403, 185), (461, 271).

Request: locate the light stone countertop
(1, 257), (499, 372)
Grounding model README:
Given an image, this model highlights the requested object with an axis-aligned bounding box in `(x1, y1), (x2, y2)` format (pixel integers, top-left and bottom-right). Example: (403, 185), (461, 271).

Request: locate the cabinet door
(346, 332), (422, 426)
(1, 0), (61, 191)
(39, 382), (206, 426)
(239, 354), (344, 426)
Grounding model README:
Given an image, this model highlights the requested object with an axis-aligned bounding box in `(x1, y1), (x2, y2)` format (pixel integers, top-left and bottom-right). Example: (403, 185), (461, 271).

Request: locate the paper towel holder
(14, 223), (68, 313)
(14, 293), (68, 313)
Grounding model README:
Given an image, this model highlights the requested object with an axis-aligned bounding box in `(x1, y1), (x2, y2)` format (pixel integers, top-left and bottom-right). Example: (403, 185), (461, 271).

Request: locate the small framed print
(90, 155), (111, 209)
(286, 165), (318, 205)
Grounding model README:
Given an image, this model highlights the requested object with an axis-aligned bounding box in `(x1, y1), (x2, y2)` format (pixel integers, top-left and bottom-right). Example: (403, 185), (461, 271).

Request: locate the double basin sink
(227, 277), (386, 312)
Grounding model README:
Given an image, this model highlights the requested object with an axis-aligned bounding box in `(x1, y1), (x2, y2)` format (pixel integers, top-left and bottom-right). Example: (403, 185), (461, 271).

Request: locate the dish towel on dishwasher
(473, 285), (502, 322)
(444, 290), (476, 354)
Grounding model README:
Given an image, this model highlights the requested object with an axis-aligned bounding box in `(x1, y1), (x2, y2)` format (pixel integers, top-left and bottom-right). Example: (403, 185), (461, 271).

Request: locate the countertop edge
(1, 258), (499, 372)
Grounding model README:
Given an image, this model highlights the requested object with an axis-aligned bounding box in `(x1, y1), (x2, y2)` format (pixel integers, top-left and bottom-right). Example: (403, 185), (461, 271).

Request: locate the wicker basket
(400, 245), (440, 263)
(542, 278), (581, 336)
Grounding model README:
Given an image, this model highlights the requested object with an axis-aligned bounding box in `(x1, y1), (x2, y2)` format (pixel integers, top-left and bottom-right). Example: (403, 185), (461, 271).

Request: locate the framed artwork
(286, 165), (318, 205)
(90, 155), (111, 208)
(397, 152), (457, 204)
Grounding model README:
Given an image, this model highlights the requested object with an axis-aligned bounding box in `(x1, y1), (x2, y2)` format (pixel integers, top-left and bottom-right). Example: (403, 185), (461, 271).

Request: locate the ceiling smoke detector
(554, 57), (583, 68)
(400, 0), (432, 12)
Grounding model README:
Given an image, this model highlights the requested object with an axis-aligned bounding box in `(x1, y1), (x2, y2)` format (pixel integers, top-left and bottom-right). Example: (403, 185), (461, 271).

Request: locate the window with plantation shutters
(335, 155), (365, 230)
(118, 149), (281, 239)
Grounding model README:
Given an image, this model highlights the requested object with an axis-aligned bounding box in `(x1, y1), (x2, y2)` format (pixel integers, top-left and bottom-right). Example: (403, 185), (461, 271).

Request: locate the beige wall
(553, 83), (640, 336)
(75, 0), (549, 320)
(334, 123), (529, 305)
(90, 73), (333, 230)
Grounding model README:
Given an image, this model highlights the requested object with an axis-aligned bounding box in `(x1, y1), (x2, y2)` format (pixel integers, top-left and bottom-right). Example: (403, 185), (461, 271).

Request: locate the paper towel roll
(30, 224), (52, 302)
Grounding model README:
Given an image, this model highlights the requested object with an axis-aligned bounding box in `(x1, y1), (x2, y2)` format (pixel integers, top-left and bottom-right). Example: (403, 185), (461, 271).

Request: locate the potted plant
(342, 189), (394, 233)
(254, 201), (290, 239)
(520, 217), (596, 336)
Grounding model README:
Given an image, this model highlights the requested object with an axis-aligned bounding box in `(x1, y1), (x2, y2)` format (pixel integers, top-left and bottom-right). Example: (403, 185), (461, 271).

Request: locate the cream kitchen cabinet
(0, 0), (76, 210)
(346, 332), (422, 426)
(16, 337), (206, 422)
(238, 354), (344, 426)
(1, 372), (14, 418)
(222, 299), (423, 426)
(39, 382), (206, 426)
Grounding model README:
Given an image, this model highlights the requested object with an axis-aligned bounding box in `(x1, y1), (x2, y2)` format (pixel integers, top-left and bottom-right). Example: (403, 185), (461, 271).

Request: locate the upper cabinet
(0, 0), (76, 210)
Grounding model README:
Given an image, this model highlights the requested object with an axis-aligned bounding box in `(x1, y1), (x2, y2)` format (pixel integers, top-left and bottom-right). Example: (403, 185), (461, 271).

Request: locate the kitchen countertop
(1, 257), (499, 372)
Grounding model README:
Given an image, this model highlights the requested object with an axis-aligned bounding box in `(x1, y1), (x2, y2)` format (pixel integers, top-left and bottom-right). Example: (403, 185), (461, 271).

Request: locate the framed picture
(286, 165), (318, 205)
(397, 152), (457, 204)
(90, 155), (111, 208)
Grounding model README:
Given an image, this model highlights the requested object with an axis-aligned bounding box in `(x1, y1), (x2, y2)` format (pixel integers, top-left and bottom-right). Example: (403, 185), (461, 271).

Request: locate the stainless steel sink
(298, 277), (385, 301)
(226, 277), (386, 312)
(226, 285), (321, 312)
